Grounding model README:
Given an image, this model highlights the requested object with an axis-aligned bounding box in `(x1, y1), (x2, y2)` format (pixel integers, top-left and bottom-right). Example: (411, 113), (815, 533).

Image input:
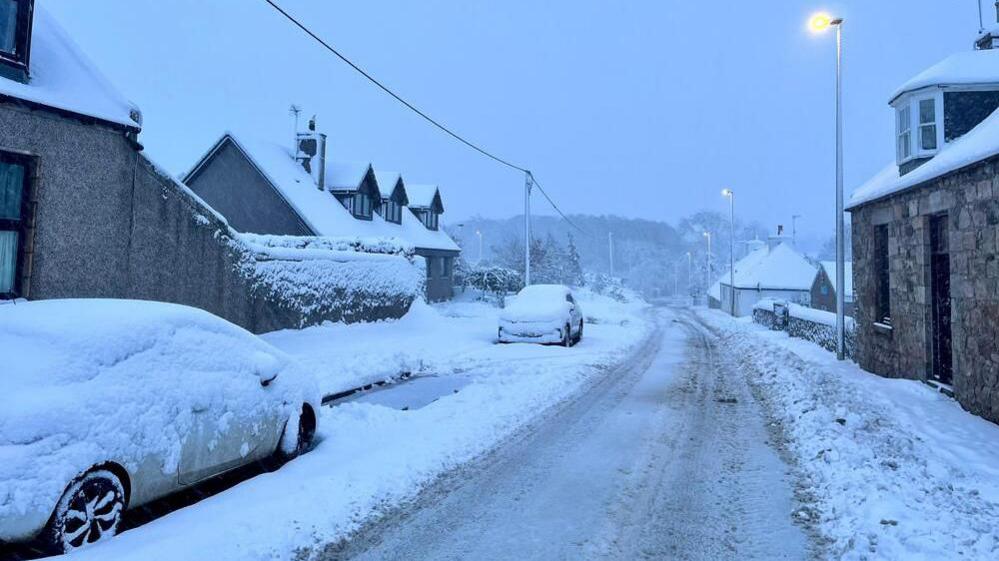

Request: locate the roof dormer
(0, 0), (33, 83)
(890, 46), (999, 175)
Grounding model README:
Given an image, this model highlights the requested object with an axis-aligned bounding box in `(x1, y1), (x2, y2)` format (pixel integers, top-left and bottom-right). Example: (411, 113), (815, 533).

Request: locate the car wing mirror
(254, 352), (280, 387)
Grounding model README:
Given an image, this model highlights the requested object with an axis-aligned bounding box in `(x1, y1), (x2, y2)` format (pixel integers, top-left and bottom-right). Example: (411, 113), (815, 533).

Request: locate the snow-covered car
(498, 285), (584, 346)
(0, 300), (321, 554)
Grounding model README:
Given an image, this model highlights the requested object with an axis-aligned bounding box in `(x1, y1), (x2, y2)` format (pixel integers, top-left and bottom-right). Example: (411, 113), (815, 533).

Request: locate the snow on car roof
(848, 107), (999, 209)
(214, 134), (459, 252)
(721, 243), (817, 291)
(0, 7), (140, 129)
(891, 49), (999, 102)
(519, 284), (571, 297)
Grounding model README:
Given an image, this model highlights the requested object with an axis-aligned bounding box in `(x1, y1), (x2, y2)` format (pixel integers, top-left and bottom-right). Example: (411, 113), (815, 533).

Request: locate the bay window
(919, 98), (937, 151)
(896, 105), (911, 162)
(0, 0), (32, 82)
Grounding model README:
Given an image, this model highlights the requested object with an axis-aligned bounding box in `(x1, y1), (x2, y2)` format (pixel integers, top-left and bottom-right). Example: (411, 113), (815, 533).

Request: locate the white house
(717, 242), (818, 317)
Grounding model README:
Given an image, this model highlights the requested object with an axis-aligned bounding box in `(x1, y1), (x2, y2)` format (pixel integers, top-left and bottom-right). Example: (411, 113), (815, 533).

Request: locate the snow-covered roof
(891, 49), (999, 102)
(848, 107), (999, 209)
(196, 133), (459, 253)
(820, 261), (854, 302)
(374, 171), (407, 203)
(327, 161), (373, 193)
(0, 7), (140, 129)
(407, 184), (442, 210)
(721, 243), (817, 291)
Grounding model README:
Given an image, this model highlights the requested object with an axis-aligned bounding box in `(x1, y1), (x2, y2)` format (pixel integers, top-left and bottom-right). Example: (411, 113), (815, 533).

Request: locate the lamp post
(475, 230), (483, 264)
(722, 189), (735, 316)
(703, 231), (712, 302)
(810, 12), (846, 361)
(686, 251), (693, 305)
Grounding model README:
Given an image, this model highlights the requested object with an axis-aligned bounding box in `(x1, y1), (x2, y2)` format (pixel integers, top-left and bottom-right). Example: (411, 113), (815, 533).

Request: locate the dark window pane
(0, 159), (24, 220)
(921, 125), (937, 150)
(0, 229), (16, 293)
(919, 98), (935, 124)
(0, 0), (17, 55)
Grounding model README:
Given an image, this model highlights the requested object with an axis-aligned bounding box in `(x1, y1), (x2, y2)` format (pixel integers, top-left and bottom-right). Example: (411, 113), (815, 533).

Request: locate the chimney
(296, 116), (327, 190)
(767, 225), (791, 251)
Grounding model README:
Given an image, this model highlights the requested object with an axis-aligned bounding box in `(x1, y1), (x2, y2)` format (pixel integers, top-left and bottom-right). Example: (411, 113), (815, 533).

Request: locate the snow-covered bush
(459, 265), (523, 305)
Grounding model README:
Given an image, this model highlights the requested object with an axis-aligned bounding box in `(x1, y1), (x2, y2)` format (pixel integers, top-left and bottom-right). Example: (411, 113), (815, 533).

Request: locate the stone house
(811, 261), (854, 317)
(0, 1), (419, 331)
(183, 128), (461, 303)
(847, 22), (999, 423)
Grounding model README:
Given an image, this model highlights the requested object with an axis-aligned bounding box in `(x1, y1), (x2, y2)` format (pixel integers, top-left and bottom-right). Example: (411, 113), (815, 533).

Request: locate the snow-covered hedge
(753, 299), (857, 359)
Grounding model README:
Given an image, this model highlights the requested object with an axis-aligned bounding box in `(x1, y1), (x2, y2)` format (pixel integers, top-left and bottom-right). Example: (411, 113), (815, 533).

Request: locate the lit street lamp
(722, 189), (735, 316)
(809, 11), (846, 361)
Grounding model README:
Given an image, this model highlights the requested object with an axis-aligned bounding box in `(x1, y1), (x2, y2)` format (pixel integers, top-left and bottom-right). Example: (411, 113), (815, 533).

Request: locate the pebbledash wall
(0, 102), (421, 332)
(850, 154), (999, 423)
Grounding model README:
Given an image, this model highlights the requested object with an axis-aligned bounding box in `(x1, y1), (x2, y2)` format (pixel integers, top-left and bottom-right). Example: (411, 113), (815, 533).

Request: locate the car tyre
(574, 320), (584, 345)
(42, 469), (127, 554)
(279, 404), (317, 460)
(562, 324), (572, 347)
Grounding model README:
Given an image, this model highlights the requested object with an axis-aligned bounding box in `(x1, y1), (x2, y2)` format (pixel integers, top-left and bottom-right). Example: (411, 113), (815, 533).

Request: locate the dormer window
(421, 211), (439, 231)
(353, 192), (373, 220)
(895, 93), (943, 167)
(381, 199), (402, 224)
(0, 0), (32, 82)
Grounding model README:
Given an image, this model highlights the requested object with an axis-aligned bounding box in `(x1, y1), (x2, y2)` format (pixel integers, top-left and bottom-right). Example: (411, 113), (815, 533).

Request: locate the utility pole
(687, 252), (693, 303)
(608, 232), (615, 277)
(524, 172), (533, 286)
(703, 231), (712, 299)
(723, 189), (735, 316)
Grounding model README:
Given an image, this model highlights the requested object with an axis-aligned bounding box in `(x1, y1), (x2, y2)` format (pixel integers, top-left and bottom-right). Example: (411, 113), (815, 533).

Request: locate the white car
(0, 300), (321, 554)
(498, 285), (584, 346)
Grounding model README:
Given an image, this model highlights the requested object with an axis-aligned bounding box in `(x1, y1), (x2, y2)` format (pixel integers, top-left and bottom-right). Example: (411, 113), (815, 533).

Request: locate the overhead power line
(262, 0), (590, 236)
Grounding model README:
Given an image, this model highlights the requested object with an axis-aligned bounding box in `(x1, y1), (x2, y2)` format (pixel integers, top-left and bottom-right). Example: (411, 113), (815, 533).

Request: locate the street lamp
(809, 11), (846, 361)
(722, 189), (736, 316)
(702, 231), (712, 302)
(475, 230), (483, 264)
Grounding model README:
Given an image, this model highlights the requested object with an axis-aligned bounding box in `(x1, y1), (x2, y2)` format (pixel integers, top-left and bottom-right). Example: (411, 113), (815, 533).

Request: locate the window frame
(0, 150), (31, 299)
(353, 192), (373, 220)
(0, 0), (33, 82)
(895, 91), (944, 165)
(382, 199), (402, 224)
(874, 224), (892, 326)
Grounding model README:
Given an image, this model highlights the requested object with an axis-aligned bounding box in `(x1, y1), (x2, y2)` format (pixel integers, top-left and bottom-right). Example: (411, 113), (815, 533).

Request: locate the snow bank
(0, 300), (318, 540)
(61, 290), (652, 561)
(699, 309), (999, 560)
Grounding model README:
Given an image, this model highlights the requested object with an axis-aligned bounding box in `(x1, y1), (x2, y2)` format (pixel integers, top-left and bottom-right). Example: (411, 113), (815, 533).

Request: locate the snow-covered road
(322, 309), (812, 561)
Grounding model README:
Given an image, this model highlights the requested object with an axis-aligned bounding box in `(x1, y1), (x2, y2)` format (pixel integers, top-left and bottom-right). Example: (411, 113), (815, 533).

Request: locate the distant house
(183, 126), (461, 302)
(811, 261), (854, 317)
(847, 15), (999, 423)
(717, 240), (817, 317)
(0, 1), (419, 331)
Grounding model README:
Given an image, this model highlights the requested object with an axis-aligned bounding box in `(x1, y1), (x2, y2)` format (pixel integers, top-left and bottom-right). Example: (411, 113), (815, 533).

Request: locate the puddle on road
(335, 375), (472, 411)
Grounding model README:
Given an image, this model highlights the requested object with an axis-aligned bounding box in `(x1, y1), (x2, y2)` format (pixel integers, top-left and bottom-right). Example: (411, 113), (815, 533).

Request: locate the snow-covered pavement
(697, 309), (999, 561)
(327, 308), (810, 561)
(45, 290), (651, 561)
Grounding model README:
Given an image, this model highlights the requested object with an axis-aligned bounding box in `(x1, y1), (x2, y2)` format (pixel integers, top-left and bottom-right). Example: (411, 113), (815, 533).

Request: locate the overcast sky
(47, 0), (980, 239)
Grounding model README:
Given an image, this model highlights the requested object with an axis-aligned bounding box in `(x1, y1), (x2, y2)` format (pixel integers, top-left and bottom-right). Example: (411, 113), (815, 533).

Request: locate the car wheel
(44, 469), (126, 553)
(279, 404), (317, 460)
(575, 320), (584, 344)
(562, 324), (572, 347)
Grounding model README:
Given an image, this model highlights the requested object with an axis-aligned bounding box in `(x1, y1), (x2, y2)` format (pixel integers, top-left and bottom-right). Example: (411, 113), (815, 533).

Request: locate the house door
(929, 215), (952, 385)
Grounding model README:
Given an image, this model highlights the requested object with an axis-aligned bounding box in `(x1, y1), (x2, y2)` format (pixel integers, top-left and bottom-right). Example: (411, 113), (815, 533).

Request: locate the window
(0, 0), (31, 81)
(896, 105), (911, 162)
(440, 257), (452, 279)
(422, 211), (439, 231)
(875, 225), (891, 326)
(381, 200), (402, 224)
(337, 194), (353, 214)
(919, 98), (937, 151)
(0, 152), (29, 298)
(426, 257), (435, 279)
(353, 192), (373, 219)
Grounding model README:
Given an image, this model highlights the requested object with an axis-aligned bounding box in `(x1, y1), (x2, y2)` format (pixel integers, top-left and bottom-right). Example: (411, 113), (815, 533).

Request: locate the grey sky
(47, 1), (979, 239)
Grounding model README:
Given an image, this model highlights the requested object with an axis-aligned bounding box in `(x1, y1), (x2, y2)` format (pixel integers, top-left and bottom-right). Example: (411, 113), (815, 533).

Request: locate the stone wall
(850, 155), (999, 423)
(0, 102), (419, 333)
